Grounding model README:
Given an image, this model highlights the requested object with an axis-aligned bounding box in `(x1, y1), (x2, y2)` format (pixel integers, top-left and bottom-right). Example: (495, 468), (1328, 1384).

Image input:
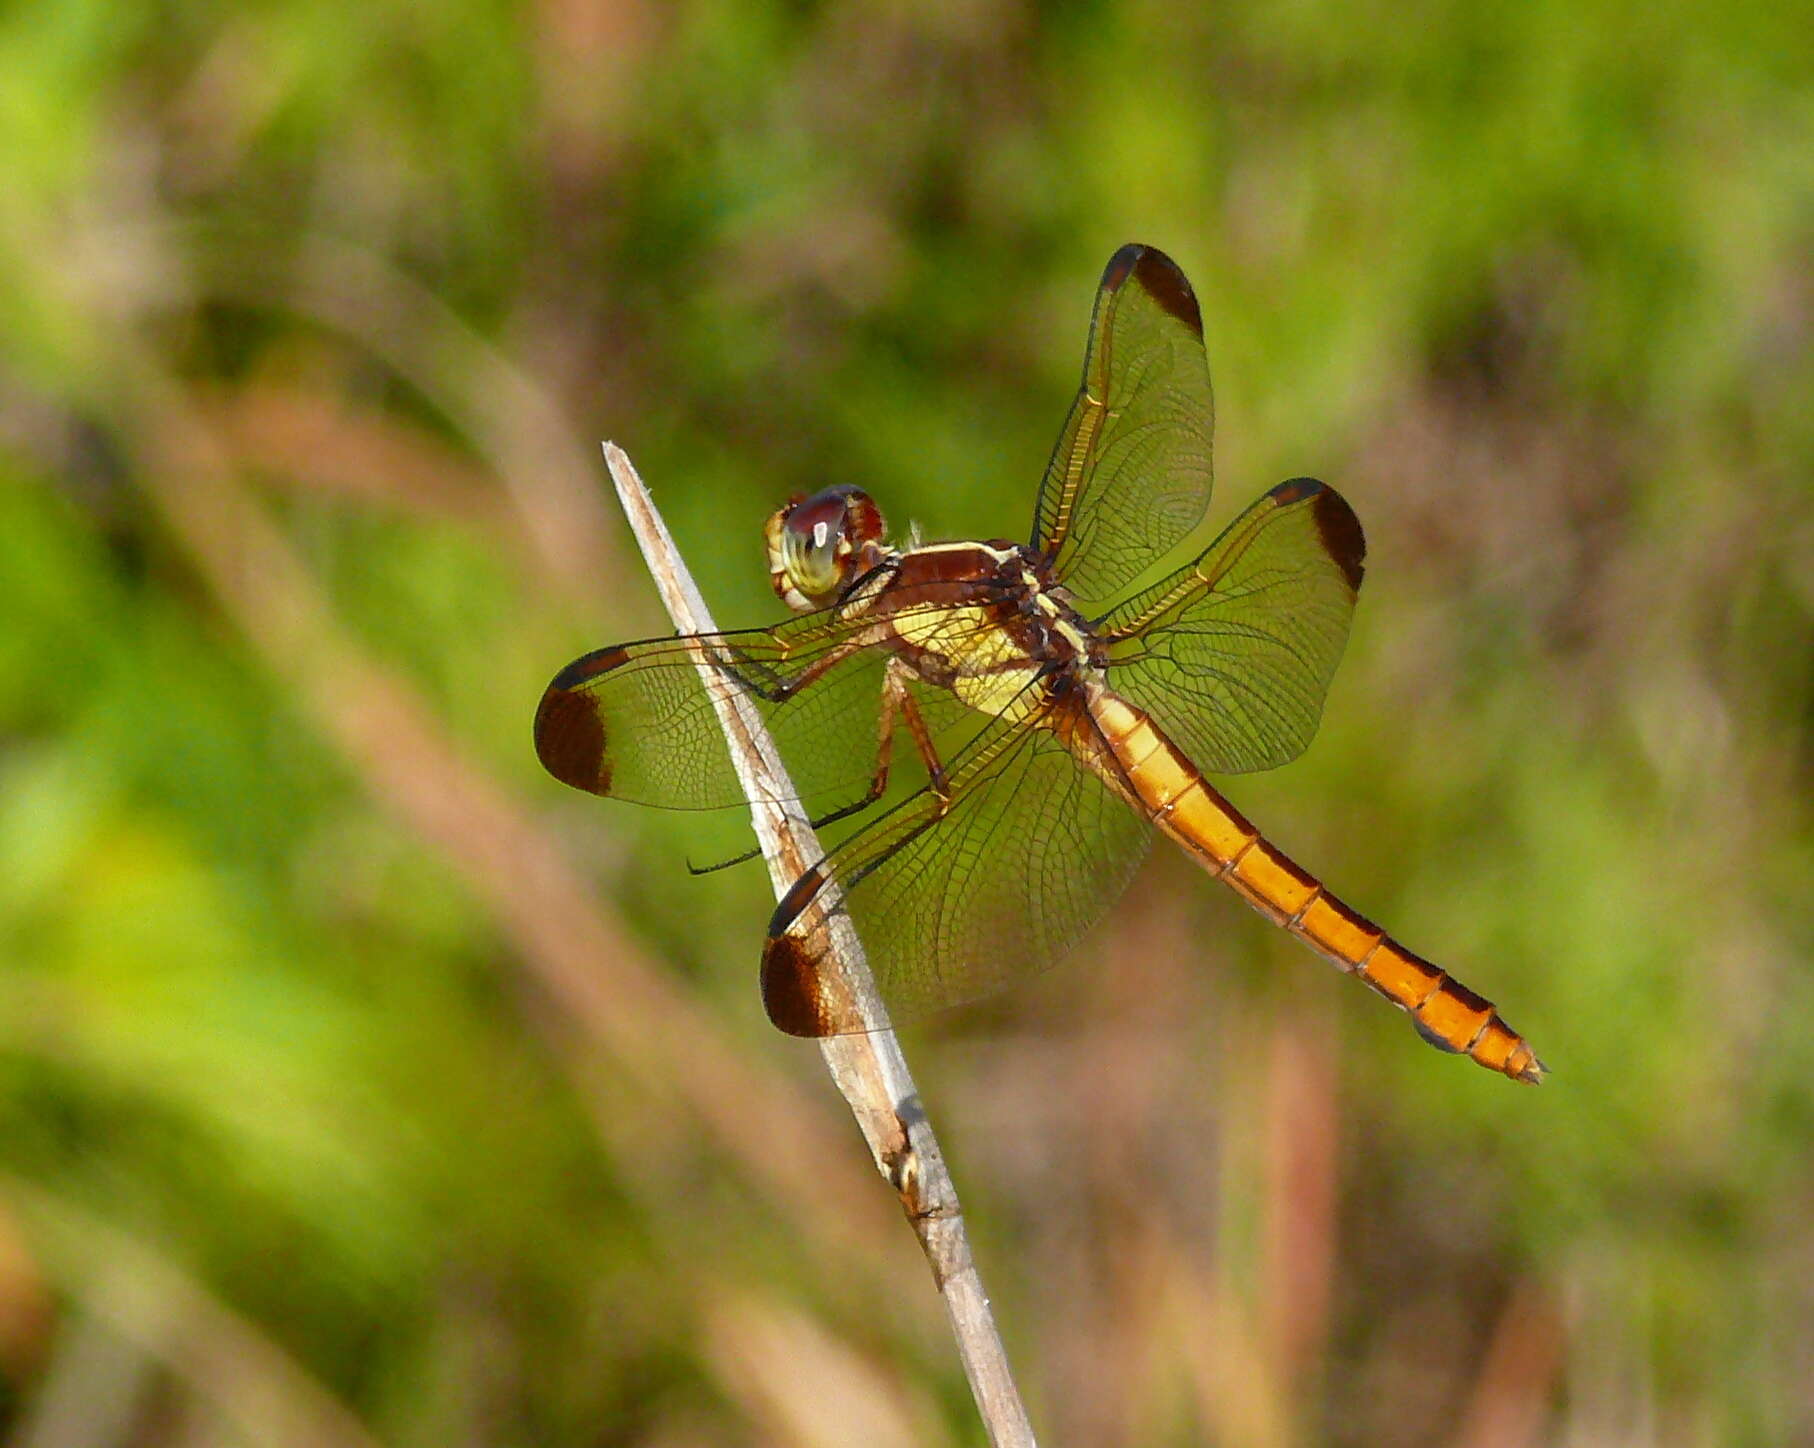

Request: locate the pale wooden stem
(602, 443), (1036, 1447)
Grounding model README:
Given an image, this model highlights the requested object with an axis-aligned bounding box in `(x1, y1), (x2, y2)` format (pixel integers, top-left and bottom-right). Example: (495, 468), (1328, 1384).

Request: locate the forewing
(1095, 478), (1365, 774)
(761, 689), (1153, 1033)
(1031, 244), (1216, 607)
(534, 611), (976, 813)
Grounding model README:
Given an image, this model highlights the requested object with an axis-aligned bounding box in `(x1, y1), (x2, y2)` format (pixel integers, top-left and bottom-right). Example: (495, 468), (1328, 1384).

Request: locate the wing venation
(1095, 478), (1365, 774)
(1030, 243), (1217, 606)
(533, 608), (983, 813)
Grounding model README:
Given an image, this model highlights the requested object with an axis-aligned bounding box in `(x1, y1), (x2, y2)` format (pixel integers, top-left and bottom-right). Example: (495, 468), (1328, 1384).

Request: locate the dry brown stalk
(603, 442), (1036, 1448)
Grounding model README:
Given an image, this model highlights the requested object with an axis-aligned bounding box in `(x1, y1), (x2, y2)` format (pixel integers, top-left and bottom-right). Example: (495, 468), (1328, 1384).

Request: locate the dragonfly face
(765, 485), (891, 612)
(536, 243), (1544, 1084)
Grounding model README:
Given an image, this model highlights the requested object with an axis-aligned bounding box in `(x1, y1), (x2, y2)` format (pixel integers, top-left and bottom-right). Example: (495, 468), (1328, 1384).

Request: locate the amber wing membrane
(1094, 478), (1366, 774)
(533, 612), (979, 813)
(1030, 243), (1217, 607)
(761, 686), (1152, 1034)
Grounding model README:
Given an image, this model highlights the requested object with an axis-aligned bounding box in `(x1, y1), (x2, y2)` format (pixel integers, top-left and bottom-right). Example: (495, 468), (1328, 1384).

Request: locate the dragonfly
(535, 243), (1544, 1083)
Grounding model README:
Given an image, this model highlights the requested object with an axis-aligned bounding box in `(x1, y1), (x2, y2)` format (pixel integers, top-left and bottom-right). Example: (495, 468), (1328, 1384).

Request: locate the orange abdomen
(1086, 688), (1544, 1084)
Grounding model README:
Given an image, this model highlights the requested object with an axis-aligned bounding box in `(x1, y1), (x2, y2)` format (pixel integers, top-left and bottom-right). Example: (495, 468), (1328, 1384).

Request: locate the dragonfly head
(766, 486), (890, 612)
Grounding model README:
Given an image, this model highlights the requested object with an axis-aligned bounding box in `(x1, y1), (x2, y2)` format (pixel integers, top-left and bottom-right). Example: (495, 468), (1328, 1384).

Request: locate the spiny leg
(766, 659), (965, 937)
(715, 633), (869, 704)
(689, 657), (947, 873)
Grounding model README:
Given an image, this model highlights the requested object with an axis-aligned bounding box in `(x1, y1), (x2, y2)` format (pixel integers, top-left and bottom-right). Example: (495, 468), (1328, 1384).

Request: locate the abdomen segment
(1087, 688), (1545, 1083)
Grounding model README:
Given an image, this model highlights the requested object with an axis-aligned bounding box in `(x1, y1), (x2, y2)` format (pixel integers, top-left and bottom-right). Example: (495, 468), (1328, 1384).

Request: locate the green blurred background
(1, 1), (1810, 1443)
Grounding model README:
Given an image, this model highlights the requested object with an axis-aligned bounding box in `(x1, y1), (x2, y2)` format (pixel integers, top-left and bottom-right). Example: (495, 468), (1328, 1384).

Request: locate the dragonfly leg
(774, 655), (949, 826)
(890, 660), (952, 804)
(687, 655), (932, 874)
(716, 634), (869, 703)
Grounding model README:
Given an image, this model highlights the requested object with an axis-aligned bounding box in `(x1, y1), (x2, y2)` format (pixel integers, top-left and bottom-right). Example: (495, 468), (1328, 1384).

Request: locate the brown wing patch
(762, 867), (831, 1035)
(761, 932), (832, 1036)
(1115, 243), (1203, 335)
(760, 865), (876, 1036)
(1260, 478), (1365, 594)
(1310, 483), (1366, 593)
(533, 684), (611, 795)
(534, 644), (634, 794)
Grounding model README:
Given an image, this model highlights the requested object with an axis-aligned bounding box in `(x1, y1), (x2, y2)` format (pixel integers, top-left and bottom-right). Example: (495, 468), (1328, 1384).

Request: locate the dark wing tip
(533, 683), (611, 794)
(1272, 478), (1366, 594)
(1104, 243), (1202, 336)
(761, 931), (833, 1037)
(762, 866), (868, 1037)
(1311, 485), (1366, 594)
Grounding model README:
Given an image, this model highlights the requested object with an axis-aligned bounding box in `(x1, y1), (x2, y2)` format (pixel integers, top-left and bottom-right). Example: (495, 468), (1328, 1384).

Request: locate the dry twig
(603, 443), (1036, 1448)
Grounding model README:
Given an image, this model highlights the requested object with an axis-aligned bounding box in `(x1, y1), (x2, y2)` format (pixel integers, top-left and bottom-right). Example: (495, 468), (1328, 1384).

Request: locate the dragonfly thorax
(766, 486), (893, 613)
(870, 540), (1107, 717)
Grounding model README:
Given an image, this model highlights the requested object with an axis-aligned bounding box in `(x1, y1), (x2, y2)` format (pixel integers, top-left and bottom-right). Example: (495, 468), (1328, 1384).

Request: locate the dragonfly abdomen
(1085, 687), (1545, 1083)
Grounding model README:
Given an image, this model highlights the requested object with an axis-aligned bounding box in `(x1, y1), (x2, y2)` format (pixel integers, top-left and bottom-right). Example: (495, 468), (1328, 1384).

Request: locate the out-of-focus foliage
(0, 1), (1809, 1443)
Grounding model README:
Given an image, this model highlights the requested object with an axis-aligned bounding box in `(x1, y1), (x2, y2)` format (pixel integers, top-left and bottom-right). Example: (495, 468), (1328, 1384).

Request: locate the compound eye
(765, 485), (886, 611)
(782, 492), (850, 598)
